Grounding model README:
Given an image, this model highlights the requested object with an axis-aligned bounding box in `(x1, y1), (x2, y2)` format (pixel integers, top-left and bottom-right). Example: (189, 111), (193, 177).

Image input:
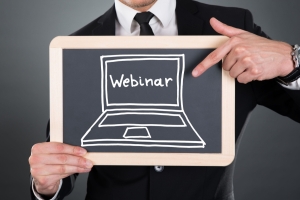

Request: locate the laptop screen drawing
(81, 54), (206, 149)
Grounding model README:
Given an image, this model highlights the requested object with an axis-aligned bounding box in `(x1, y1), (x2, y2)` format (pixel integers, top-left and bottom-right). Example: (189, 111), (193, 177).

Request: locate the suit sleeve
(244, 9), (300, 123)
(29, 121), (79, 200)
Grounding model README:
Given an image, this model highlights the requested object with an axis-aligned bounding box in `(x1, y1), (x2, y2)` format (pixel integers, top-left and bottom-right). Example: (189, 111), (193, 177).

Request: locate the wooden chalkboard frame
(50, 36), (235, 166)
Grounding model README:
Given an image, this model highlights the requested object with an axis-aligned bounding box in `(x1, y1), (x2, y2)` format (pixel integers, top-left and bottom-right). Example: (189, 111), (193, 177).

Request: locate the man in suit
(29, 0), (300, 199)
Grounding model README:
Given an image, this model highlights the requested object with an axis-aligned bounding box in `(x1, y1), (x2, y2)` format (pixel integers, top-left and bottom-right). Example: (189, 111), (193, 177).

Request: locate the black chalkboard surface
(50, 36), (235, 166)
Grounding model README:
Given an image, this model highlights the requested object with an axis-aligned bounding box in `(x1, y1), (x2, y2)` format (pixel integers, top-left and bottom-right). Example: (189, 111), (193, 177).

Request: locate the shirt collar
(114, 0), (176, 33)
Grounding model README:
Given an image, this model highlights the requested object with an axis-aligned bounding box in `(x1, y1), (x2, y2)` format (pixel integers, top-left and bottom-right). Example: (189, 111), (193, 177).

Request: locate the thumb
(210, 17), (245, 37)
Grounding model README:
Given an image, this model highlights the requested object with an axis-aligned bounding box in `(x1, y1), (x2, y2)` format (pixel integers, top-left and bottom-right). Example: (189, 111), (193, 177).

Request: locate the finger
(222, 46), (250, 71)
(31, 142), (87, 156)
(210, 17), (246, 37)
(222, 52), (237, 72)
(192, 39), (232, 77)
(31, 165), (91, 176)
(33, 175), (62, 188)
(33, 174), (79, 191)
(29, 154), (93, 169)
(236, 70), (255, 84)
(228, 60), (248, 79)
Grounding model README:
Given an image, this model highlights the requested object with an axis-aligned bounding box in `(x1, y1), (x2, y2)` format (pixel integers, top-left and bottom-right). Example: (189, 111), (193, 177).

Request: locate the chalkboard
(50, 36), (235, 166)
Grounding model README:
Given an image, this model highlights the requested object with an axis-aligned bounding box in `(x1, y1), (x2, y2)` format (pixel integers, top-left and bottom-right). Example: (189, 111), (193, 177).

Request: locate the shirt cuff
(32, 179), (63, 200)
(279, 78), (300, 90)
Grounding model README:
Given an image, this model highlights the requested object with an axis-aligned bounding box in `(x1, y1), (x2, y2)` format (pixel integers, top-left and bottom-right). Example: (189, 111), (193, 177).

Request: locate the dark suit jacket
(30, 0), (300, 200)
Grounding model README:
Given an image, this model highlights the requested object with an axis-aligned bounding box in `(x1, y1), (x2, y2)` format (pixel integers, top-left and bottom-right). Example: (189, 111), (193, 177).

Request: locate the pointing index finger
(192, 39), (232, 77)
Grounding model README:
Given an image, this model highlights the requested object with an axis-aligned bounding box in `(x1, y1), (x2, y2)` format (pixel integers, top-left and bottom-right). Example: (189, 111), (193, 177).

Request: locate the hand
(29, 142), (93, 196)
(192, 18), (295, 83)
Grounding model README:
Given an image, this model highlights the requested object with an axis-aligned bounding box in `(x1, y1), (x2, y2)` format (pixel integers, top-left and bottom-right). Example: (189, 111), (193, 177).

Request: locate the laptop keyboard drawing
(81, 54), (206, 148)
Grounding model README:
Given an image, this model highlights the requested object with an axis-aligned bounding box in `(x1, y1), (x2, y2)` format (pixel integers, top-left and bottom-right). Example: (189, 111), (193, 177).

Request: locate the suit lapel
(92, 4), (116, 35)
(176, 0), (204, 35)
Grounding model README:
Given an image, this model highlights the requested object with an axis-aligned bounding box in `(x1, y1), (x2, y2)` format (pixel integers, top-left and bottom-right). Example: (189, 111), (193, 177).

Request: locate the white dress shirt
(281, 78), (300, 89)
(32, 1), (300, 199)
(115, 0), (177, 36)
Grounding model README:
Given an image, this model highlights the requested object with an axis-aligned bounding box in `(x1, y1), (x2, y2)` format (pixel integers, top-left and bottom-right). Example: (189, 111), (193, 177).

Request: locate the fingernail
(192, 69), (199, 77)
(79, 148), (87, 155)
(86, 160), (93, 168)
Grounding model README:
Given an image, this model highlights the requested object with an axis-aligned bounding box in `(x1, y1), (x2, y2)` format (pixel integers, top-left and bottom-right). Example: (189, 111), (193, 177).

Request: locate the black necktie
(134, 12), (155, 35)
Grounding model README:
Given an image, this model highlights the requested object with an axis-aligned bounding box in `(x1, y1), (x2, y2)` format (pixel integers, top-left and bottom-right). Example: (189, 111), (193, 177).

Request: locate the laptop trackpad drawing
(123, 127), (151, 139)
(98, 113), (186, 127)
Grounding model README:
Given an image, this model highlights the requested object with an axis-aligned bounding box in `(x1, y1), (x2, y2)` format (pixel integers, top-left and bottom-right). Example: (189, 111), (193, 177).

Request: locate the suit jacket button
(154, 166), (164, 172)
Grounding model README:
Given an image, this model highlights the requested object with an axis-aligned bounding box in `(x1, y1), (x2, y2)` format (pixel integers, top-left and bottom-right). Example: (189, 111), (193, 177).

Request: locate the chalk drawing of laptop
(81, 54), (206, 148)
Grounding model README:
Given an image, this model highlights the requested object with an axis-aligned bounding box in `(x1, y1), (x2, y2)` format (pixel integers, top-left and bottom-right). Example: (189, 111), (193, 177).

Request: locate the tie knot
(134, 12), (154, 25)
